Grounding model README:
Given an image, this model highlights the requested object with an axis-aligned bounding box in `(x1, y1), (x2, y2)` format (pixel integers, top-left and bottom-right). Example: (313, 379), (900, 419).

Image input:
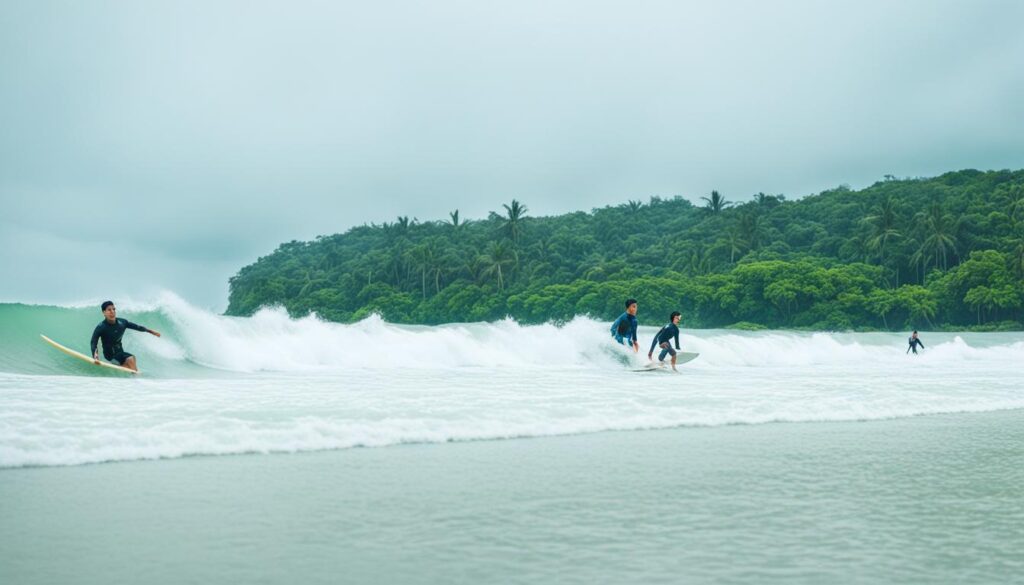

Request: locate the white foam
(124, 292), (1024, 372)
(4, 294), (1023, 468)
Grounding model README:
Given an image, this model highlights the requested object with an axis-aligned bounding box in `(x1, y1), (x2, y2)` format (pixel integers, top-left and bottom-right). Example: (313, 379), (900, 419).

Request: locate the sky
(1, 0), (1023, 310)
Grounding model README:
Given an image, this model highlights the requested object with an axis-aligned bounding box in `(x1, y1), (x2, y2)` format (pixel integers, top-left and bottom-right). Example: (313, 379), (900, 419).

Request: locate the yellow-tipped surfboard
(40, 334), (138, 375)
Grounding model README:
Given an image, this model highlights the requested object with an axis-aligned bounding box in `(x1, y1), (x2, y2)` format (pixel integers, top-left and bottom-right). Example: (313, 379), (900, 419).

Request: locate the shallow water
(2, 411), (1022, 584)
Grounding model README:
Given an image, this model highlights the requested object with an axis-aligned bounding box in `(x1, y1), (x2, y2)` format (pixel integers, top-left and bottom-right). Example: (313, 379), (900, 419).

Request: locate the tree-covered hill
(227, 169), (1024, 330)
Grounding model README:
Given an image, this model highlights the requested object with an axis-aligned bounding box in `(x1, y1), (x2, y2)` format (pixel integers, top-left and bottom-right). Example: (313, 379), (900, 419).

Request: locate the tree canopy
(227, 169), (1024, 331)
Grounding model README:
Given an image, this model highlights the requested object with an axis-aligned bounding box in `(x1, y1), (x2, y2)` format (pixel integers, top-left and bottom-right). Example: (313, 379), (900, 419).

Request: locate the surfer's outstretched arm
(123, 323), (159, 336)
(124, 320), (161, 337)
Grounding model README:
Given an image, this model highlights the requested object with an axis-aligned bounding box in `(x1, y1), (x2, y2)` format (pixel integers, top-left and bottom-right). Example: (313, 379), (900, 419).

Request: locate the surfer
(907, 331), (924, 355)
(90, 301), (161, 372)
(610, 298), (639, 352)
(648, 311), (682, 371)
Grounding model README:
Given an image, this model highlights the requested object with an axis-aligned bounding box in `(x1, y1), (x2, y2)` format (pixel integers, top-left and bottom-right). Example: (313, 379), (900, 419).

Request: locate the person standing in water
(907, 330), (925, 355)
(610, 298), (639, 352)
(648, 311), (682, 371)
(90, 301), (161, 372)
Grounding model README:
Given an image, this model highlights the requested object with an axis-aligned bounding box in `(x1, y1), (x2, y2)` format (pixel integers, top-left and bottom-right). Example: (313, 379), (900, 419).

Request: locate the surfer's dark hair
(670, 311), (681, 321)
(101, 301), (114, 311)
(625, 298), (637, 308)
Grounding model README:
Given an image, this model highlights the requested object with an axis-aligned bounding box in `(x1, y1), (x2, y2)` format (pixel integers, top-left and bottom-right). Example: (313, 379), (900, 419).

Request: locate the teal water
(2, 298), (1023, 583)
(2, 410), (1022, 584)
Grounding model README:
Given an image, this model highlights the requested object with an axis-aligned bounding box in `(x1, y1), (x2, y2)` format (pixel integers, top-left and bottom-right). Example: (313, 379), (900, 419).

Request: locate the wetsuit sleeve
(610, 315), (622, 336)
(631, 319), (638, 344)
(123, 320), (148, 333)
(919, 339), (924, 349)
(90, 325), (102, 355)
(650, 326), (665, 354)
(674, 329), (680, 350)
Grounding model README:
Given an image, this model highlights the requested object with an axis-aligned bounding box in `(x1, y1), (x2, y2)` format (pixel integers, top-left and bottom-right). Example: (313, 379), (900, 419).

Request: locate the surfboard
(631, 352), (700, 371)
(40, 334), (138, 375)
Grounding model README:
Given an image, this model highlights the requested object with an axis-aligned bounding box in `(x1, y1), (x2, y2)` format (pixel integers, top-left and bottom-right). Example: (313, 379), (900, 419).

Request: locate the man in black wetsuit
(648, 311), (682, 371)
(907, 330), (924, 355)
(91, 301), (161, 372)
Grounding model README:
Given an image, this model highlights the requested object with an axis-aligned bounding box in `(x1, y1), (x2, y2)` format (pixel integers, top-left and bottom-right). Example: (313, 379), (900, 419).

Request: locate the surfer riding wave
(91, 301), (161, 372)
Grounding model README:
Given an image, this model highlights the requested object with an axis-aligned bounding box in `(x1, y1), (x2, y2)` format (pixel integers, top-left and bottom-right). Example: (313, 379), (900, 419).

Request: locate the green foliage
(227, 170), (1024, 330)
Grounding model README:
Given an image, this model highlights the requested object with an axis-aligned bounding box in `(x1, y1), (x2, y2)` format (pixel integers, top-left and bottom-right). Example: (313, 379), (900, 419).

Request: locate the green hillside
(227, 169), (1024, 330)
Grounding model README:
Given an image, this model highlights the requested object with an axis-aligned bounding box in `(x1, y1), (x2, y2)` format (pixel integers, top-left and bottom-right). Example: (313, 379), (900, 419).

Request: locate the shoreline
(3, 409), (1022, 585)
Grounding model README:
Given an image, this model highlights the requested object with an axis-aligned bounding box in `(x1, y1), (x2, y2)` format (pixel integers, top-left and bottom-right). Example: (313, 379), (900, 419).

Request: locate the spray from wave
(2, 292), (1022, 377)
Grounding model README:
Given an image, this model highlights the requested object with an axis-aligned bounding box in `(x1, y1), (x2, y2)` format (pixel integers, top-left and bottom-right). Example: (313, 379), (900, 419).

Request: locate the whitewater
(2, 292), (1023, 468)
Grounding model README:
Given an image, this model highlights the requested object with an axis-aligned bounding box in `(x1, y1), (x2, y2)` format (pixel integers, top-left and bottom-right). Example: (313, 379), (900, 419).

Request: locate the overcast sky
(2, 0), (1022, 310)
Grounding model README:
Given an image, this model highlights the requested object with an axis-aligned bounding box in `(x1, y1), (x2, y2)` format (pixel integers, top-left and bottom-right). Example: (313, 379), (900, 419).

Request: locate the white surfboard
(632, 352), (700, 371)
(40, 334), (138, 375)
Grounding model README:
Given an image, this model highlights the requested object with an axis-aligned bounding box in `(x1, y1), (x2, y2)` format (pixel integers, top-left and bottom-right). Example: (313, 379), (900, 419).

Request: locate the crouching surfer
(90, 301), (161, 372)
(648, 311), (682, 371)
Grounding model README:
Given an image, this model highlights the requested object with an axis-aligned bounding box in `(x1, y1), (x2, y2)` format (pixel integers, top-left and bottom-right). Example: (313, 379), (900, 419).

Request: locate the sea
(2, 293), (1022, 584)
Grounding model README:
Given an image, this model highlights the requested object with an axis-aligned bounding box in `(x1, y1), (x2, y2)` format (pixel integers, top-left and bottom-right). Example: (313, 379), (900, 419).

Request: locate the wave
(2, 293), (1023, 467)
(2, 377), (1022, 468)
(2, 292), (1024, 377)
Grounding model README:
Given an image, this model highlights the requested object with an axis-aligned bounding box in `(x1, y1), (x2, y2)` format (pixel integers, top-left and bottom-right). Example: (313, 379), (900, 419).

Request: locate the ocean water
(1, 294), (1023, 583)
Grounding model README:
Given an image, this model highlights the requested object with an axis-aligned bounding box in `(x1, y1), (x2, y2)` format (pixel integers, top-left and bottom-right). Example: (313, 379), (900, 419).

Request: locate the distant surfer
(907, 331), (924, 355)
(648, 311), (682, 371)
(610, 298), (639, 352)
(91, 301), (161, 372)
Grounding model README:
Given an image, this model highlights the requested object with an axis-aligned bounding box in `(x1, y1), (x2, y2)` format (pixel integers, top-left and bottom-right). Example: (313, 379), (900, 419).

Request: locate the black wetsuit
(907, 336), (924, 354)
(649, 322), (681, 361)
(91, 318), (149, 364)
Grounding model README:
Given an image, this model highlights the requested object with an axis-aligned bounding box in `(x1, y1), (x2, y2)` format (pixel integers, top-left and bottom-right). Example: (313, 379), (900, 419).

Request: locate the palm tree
(909, 244), (933, 284)
(297, 268), (326, 297)
(753, 192), (781, 208)
(502, 200), (529, 245)
(448, 210), (461, 229)
(1009, 197), (1024, 224)
(684, 245), (712, 275)
(1009, 230), (1024, 278)
(406, 243), (437, 299)
(738, 212), (765, 251)
(848, 233), (873, 264)
(701, 190), (731, 214)
(385, 240), (411, 287)
(864, 197), (902, 262)
(863, 196), (902, 286)
(915, 203), (959, 272)
(433, 250), (459, 294)
(713, 229), (747, 264)
(482, 240), (517, 291)
(964, 286), (997, 325)
(1005, 185), (1024, 223)
(463, 254), (487, 285)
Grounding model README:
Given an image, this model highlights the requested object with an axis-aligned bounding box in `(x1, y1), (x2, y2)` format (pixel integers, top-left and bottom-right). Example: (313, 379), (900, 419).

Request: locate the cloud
(1, 0), (1022, 307)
